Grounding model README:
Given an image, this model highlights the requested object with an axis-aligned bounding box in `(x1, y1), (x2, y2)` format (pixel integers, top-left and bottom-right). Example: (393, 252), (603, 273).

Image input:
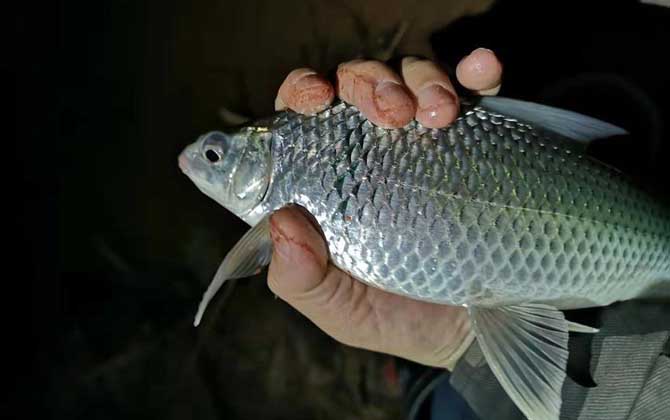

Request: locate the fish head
(179, 129), (272, 221)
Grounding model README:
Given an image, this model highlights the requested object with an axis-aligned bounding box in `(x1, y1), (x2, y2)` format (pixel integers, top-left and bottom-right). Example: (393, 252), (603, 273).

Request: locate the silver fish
(178, 97), (670, 420)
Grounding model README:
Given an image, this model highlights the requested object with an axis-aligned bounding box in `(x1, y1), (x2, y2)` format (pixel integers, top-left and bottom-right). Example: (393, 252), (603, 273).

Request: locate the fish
(178, 97), (670, 420)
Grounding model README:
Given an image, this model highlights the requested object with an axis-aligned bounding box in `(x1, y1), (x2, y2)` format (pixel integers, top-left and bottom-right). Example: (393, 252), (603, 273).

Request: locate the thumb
(267, 206), (329, 298)
(267, 206), (374, 348)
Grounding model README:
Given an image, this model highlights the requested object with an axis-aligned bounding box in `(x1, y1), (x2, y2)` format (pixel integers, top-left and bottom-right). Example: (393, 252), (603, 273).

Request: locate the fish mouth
(178, 153), (190, 174)
(178, 140), (203, 175)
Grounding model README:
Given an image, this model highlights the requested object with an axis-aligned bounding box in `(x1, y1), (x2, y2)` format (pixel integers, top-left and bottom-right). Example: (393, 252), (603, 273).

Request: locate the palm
(267, 207), (472, 368)
(317, 268), (471, 368)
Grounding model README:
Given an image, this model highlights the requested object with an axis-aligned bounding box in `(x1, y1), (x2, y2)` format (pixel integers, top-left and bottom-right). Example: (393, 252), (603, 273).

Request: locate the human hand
(269, 50), (503, 369)
(275, 48), (502, 129)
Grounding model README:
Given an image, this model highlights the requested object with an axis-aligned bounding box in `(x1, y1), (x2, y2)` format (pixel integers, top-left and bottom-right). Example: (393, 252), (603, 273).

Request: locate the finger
(401, 57), (459, 129)
(455, 48), (503, 95)
(267, 206), (329, 297)
(266, 207), (377, 346)
(336, 60), (415, 129)
(275, 68), (335, 115)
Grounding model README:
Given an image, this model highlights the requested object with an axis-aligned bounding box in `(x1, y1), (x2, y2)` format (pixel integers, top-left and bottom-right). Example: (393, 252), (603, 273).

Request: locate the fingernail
(417, 84), (452, 111)
(269, 217), (293, 262)
(274, 95), (287, 111)
(467, 48), (495, 75)
(269, 208), (320, 264)
(291, 70), (318, 85)
(268, 207), (329, 278)
(472, 47), (493, 55)
(293, 74), (324, 90)
(292, 75), (334, 115)
(416, 85), (458, 128)
(456, 48), (501, 91)
(374, 81), (411, 112)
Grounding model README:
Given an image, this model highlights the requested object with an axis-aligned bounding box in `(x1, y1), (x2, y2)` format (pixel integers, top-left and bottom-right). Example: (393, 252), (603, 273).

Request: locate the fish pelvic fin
(193, 214), (272, 327)
(468, 303), (595, 420)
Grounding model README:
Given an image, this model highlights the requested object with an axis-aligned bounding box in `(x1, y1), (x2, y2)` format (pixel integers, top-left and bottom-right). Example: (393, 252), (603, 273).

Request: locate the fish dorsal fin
(193, 215), (272, 326)
(468, 303), (597, 420)
(479, 96), (627, 143)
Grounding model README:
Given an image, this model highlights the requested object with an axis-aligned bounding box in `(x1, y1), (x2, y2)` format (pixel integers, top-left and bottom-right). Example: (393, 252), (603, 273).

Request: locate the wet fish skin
(246, 100), (670, 309)
(180, 98), (670, 420)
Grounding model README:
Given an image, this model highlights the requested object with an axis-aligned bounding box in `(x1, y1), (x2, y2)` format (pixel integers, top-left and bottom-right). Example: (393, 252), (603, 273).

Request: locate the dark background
(12, 0), (670, 419)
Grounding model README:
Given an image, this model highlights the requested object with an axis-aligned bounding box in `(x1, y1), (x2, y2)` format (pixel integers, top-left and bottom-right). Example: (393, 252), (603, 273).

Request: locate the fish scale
(181, 95), (670, 419)
(257, 100), (670, 308)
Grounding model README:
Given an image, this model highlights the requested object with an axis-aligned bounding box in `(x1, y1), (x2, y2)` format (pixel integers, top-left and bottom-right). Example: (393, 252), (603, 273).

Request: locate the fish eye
(205, 149), (221, 163)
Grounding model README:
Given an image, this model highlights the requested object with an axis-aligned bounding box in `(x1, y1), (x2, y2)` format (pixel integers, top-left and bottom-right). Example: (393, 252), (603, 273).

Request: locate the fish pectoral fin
(193, 215), (273, 327)
(479, 96), (627, 143)
(468, 303), (573, 420)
